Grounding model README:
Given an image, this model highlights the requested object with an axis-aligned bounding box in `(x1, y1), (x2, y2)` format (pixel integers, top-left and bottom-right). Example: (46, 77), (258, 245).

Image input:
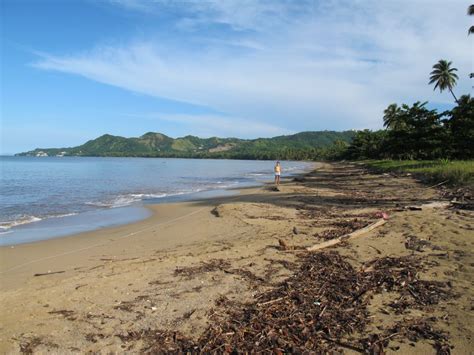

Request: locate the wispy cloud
(34, 0), (473, 134)
(122, 112), (294, 138)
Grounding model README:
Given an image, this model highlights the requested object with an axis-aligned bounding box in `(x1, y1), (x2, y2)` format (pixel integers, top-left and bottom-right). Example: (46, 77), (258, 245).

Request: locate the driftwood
(33, 271), (65, 277)
(451, 201), (474, 210)
(307, 219), (386, 252)
(426, 180), (448, 189)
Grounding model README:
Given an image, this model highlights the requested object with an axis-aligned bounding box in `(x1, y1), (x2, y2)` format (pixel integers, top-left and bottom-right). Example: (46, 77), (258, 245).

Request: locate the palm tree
(383, 103), (403, 130)
(469, 5), (474, 81)
(469, 5), (474, 35)
(429, 60), (459, 103)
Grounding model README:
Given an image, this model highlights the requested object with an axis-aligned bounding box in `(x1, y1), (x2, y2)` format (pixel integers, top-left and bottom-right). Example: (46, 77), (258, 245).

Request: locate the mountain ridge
(17, 130), (356, 160)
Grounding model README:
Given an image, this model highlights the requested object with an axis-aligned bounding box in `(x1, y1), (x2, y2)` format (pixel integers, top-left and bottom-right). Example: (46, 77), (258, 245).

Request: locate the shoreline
(1, 160), (316, 247)
(1, 162), (472, 354)
(0, 188), (254, 290)
(0, 165), (310, 290)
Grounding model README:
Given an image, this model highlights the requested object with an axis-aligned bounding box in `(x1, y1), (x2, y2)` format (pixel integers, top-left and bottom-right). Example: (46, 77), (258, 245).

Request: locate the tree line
(343, 95), (473, 160)
(335, 5), (474, 161)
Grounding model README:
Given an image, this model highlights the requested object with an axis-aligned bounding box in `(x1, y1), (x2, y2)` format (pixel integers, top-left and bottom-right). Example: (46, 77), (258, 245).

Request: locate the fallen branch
(368, 245), (382, 254)
(33, 271), (65, 277)
(307, 219), (386, 252)
(426, 180), (448, 189)
(322, 335), (364, 353)
(257, 296), (287, 307)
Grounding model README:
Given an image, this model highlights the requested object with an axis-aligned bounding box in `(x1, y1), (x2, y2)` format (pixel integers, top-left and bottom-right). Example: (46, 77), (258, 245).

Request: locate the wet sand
(0, 163), (472, 353)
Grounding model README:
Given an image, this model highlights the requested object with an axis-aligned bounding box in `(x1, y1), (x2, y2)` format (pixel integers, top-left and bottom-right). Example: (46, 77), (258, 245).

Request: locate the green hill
(17, 131), (355, 160)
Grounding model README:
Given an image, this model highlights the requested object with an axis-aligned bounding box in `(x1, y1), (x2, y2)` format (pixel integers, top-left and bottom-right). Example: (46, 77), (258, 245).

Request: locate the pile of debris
(404, 235), (432, 252)
(174, 259), (232, 279)
(314, 218), (373, 240)
(440, 186), (473, 210)
(175, 259), (266, 286)
(123, 251), (454, 353)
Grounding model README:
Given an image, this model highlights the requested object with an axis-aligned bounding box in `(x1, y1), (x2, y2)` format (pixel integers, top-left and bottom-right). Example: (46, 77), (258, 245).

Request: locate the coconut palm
(383, 103), (403, 130)
(429, 60), (459, 103)
(469, 5), (474, 35)
(469, 5), (474, 80)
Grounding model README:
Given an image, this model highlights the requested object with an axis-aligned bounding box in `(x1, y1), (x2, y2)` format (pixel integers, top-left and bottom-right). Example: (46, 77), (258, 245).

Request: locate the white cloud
(34, 0), (473, 134)
(123, 112), (294, 138)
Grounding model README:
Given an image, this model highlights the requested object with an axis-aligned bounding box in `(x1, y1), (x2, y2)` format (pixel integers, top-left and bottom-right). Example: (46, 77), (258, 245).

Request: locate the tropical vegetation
(429, 60), (459, 103)
(363, 160), (474, 187)
(343, 95), (473, 161)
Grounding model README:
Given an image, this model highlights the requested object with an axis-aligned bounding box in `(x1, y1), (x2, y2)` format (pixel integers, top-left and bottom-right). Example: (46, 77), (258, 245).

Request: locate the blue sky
(1, 0), (472, 154)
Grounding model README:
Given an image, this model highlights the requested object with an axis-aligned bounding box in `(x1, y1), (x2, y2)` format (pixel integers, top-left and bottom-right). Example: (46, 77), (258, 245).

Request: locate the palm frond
(429, 59), (459, 94)
(468, 4), (474, 15)
(469, 25), (474, 35)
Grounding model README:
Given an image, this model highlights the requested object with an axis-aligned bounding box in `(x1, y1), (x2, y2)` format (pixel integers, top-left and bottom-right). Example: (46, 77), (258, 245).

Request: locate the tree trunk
(449, 88), (459, 104)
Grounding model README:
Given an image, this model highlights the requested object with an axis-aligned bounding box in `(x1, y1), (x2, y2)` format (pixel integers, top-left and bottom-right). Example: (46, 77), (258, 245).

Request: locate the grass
(362, 160), (474, 187)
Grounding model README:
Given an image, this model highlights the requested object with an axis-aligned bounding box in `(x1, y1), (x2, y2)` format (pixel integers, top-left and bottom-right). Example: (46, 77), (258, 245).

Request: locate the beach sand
(0, 163), (472, 353)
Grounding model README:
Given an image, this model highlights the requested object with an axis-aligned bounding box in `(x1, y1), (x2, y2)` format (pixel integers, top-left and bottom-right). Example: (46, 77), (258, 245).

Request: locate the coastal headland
(0, 163), (472, 353)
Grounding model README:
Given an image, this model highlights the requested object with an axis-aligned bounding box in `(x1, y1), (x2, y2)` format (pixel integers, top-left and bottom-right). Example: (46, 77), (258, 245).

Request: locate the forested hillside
(18, 131), (355, 160)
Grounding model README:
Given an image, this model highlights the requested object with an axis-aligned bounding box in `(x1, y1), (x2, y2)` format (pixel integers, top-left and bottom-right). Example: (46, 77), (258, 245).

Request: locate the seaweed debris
(174, 259), (232, 279)
(119, 251), (454, 353)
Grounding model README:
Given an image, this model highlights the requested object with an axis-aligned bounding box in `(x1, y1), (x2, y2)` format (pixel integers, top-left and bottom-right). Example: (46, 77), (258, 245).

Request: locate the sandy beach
(0, 163), (472, 354)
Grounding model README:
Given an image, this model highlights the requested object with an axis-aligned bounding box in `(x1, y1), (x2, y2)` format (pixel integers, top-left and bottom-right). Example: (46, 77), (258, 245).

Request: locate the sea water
(0, 157), (313, 245)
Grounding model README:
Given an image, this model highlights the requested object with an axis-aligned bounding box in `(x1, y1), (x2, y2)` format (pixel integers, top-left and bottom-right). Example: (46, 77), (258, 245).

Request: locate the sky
(1, 0), (473, 154)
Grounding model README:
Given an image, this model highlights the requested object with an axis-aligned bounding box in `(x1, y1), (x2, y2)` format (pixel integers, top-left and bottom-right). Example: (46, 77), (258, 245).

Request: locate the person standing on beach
(274, 161), (281, 186)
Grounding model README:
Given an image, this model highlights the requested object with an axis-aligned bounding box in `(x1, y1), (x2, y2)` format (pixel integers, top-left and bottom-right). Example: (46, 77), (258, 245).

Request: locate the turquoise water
(0, 157), (313, 245)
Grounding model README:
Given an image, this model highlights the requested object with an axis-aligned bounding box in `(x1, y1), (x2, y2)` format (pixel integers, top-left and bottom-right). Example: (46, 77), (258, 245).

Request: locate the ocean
(0, 156), (313, 245)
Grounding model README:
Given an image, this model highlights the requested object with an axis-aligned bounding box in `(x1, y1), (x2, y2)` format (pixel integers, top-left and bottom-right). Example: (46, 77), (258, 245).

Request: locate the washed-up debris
(277, 239), (305, 252)
(364, 256), (453, 314)
(18, 336), (43, 354)
(278, 239), (289, 250)
(175, 259), (266, 286)
(210, 207), (221, 217)
(33, 270), (65, 277)
(314, 218), (373, 241)
(374, 211), (390, 220)
(441, 186), (472, 204)
(117, 329), (197, 353)
(450, 200), (474, 210)
(48, 310), (76, 321)
(174, 259), (232, 279)
(308, 219), (386, 252)
(120, 251), (453, 353)
(405, 235), (432, 251)
(85, 333), (105, 343)
(361, 318), (451, 354)
(314, 228), (342, 240)
(406, 206), (423, 211)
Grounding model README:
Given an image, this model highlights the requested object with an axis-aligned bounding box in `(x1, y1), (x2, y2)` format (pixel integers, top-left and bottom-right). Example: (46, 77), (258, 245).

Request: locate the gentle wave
(85, 191), (189, 208)
(246, 173), (266, 176)
(0, 213), (79, 233)
(83, 182), (246, 209)
(1, 159), (314, 235)
(0, 215), (43, 231)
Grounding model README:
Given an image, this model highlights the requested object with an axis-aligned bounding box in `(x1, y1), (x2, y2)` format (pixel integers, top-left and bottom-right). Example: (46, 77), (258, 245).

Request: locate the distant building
(36, 151), (48, 157)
